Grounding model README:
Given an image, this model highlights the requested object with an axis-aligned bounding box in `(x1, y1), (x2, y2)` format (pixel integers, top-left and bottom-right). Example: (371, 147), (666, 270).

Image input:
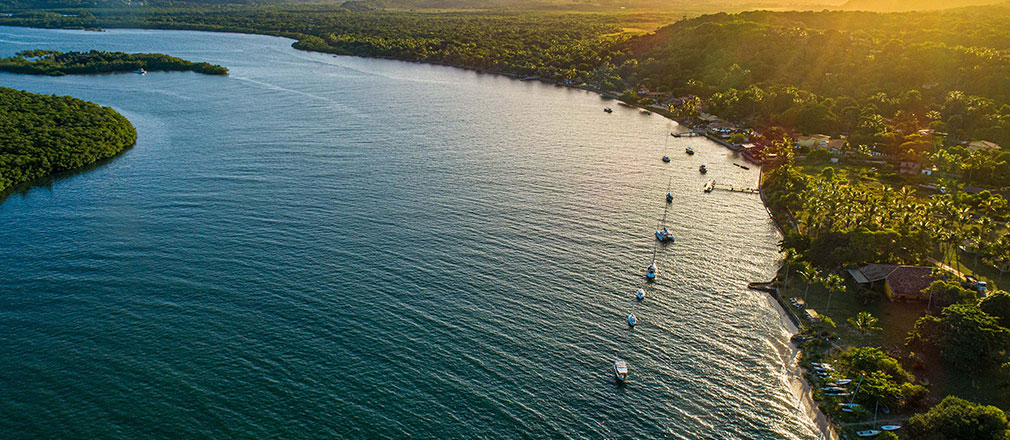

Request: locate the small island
(0, 49), (228, 76)
(0, 87), (137, 194)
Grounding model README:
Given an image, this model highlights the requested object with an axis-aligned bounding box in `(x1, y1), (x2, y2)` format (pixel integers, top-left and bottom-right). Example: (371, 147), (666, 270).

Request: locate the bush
(906, 396), (1010, 440)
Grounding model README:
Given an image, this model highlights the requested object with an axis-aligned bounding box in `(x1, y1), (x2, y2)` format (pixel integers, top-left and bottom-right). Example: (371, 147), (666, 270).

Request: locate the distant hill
(840, 0), (1007, 12)
(0, 0), (838, 11)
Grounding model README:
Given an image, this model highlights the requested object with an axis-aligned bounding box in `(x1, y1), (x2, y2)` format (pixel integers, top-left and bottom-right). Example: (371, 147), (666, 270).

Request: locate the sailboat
(645, 261), (657, 280)
(656, 178), (675, 242)
(662, 131), (671, 162)
(856, 400), (883, 437)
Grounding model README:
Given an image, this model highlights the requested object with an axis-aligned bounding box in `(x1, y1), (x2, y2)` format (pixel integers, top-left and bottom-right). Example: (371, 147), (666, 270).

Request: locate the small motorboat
(645, 262), (657, 281)
(604, 107), (613, 113)
(655, 228), (674, 242)
(666, 192), (673, 203)
(614, 359), (628, 382)
(856, 430), (881, 437)
(835, 379), (852, 385)
(703, 180), (715, 193)
(685, 147), (695, 155)
(636, 288), (645, 301)
(671, 133), (681, 138)
(821, 387), (847, 393)
(135, 68), (147, 75)
(699, 164), (708, 174)
(662, 156), (670, 163)
(880, 425), (901, 431)
(627, 313), (637, 327)
(839, 403), (860, 409)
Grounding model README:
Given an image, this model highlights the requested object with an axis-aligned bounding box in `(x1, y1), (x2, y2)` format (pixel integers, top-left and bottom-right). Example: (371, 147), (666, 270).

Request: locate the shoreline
(3, 23), (835, 438)
(769, 294), (839, 440)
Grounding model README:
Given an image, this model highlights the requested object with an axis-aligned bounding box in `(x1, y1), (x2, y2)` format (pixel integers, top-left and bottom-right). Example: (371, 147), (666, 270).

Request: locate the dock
(712, 183), (760, 194)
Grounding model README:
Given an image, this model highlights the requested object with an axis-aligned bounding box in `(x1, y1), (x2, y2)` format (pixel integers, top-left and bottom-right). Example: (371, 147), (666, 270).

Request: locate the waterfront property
(847, 264), (938, 302)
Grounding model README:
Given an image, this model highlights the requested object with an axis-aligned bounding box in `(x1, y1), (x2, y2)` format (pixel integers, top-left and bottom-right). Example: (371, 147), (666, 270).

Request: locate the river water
(0, 26), (814, 439)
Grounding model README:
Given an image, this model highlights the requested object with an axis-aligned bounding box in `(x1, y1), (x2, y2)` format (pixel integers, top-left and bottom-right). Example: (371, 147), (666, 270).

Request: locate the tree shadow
(0, 143), (135, 206)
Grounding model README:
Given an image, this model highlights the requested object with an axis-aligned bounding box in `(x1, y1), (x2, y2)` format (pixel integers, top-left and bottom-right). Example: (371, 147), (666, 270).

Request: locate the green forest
(2, 5), (1008, 150)
(0, 87), (137, 194)
(0, 49), (228, 76)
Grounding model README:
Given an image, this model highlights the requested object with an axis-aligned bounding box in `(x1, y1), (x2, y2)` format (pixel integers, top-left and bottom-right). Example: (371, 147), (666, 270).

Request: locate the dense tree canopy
(0, 87), (136, 194)
(835, 347), (927, 410)
(0, 49), (228, 76)
(906, 395), (1010, 440)
(907, 303), (1010, 372)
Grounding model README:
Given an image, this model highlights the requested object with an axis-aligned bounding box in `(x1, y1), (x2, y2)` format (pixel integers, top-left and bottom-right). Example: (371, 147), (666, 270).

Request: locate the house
(899, 161), (921, 175)
(796, 134), (831, 149)
(825, 138), (847, 155)
(968, 140), (1002, 152)
(805, 308), (821, 324)
(884, 266), (936, 301)
(849, 264), (937, 301)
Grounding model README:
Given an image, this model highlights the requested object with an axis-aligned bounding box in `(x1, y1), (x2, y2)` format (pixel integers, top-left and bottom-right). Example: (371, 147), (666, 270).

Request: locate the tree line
(0, 49), (228, 76)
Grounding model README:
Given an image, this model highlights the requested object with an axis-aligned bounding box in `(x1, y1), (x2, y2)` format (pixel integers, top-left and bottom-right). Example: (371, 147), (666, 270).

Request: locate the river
(0, 26), (815, 439)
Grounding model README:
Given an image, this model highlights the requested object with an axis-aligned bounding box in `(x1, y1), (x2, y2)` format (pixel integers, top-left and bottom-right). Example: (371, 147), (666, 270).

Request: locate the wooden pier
(712, 183), (760, 194)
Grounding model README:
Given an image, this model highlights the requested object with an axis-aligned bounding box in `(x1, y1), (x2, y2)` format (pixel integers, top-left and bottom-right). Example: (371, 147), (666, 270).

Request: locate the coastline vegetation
(0, 49), (228, 76)
(0, 86), (136, 194)
(3, 1), (1010, 436)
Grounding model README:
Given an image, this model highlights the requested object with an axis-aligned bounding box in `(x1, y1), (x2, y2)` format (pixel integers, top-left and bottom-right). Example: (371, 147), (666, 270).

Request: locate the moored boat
(645, 261), (657, 280)
(856, 430), (881, 437)
(703, 180), (715, 193)
(662, 156), (670, 163)
(666, 192), (673, 203)
(655, 228), (674, 242)
(135, 68), (147, 75)
(604, 107), (613, 113)
(636, 288), (645, 300)
(614, 359), (628, 382)
(699, 164), (707, 174)
(627, 313), (637, 327)
(880, 425), (901, 431)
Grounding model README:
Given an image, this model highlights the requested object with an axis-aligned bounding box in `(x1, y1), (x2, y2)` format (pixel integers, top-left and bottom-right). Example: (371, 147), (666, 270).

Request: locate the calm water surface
(0, 27), (815, 439)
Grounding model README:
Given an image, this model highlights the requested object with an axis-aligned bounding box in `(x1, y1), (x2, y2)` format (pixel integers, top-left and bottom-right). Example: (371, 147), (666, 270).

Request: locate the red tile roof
(886, 266), (935, 299)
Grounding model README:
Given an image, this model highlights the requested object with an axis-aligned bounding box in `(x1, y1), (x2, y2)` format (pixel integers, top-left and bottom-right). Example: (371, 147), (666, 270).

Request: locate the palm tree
(847, 311), (882, 334)
(780, 248), (799, 290)
(799, 263), (821, 305)
(823, 273), (847, 314)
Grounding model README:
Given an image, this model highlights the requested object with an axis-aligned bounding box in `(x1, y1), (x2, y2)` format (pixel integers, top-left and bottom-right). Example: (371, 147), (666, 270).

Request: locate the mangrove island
(0, 49), (228, 76)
